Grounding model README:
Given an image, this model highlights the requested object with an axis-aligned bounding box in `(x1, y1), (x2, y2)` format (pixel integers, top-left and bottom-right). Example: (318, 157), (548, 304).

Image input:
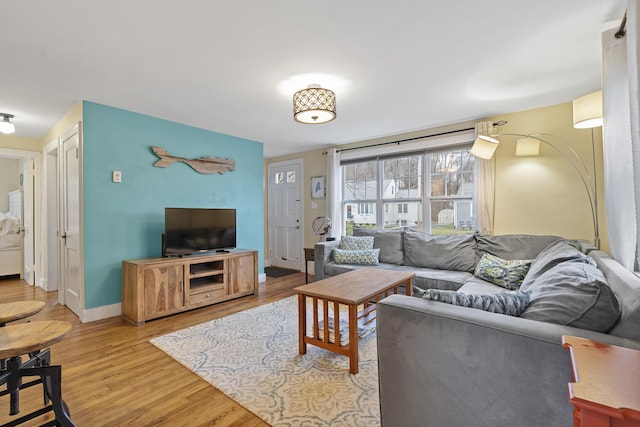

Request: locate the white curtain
(473, 121), (496, 235)
(326, 148), (343, 238)
(602, 1), (640, 271)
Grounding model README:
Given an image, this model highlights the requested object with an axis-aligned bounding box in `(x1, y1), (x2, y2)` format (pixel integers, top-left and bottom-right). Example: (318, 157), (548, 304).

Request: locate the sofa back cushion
(475, 233), (563, 262)
(520, 240), (590, 289)
(404, 231), (476, 272)
(353, 227), (404, 265)
(520, 260), (621, 333)
(589, 250), (640, 341)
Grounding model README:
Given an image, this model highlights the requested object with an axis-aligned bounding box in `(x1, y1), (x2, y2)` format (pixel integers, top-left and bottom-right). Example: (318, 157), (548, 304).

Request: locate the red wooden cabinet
(562, 336), (640, 427)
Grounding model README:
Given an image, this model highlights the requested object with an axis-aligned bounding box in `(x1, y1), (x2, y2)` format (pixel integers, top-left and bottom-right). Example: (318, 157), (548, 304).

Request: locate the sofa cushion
(474, 253), (532, 290)
(520, 260), (621, 332)
(333, 248), (379, 265)
(353, 227), (404, 264)
(404, 231), (476, 272)
(339, 235), (374, 250)
(475, 233), (563, 262)
(520, 240), (593, 290)
(458, 277), (506, 294)
(422, 289), (530, 316)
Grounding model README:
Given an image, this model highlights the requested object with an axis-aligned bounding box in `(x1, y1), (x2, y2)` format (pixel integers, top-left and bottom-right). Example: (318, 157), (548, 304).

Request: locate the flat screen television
(164, 208), (237, 256)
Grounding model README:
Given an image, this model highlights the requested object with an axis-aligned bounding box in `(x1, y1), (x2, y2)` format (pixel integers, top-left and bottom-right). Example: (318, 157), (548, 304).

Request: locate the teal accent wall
(82, 101), (264, 309)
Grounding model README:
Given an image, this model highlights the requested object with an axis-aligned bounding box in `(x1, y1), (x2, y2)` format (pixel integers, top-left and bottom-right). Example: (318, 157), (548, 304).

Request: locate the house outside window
(341, 148), (474, 235)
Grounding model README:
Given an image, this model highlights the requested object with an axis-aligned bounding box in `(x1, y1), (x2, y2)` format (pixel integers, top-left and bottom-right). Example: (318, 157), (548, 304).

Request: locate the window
(341, 147), (474, 235)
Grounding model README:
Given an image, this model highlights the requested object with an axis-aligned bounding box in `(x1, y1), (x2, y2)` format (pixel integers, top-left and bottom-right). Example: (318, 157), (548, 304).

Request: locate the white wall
(0, 158), (21, 212)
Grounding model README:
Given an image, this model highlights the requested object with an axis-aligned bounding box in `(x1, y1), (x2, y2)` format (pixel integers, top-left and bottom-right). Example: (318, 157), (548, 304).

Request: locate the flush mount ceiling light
(0, 113), (15, 134)
(293, 85), (336, 124)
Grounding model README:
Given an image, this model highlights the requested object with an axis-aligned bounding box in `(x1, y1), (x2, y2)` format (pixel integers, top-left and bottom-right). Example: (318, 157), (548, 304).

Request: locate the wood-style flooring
(0, 272), (306, 427)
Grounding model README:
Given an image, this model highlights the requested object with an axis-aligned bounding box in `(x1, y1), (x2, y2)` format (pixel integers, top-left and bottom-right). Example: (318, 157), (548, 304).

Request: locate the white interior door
(60, 124), (83, 316)
(22, 159), (34, 285)
(268, 160), (302, 270)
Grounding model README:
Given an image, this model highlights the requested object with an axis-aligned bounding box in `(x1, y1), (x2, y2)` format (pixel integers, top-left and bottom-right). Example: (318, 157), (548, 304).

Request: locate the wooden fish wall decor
(151, 146), (235, 175)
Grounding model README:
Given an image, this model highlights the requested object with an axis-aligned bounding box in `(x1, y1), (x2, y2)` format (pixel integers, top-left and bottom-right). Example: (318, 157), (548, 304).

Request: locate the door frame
(43, 138), (59, 292)
(267, 158), (304, 271)
(0, 147), (41, 288)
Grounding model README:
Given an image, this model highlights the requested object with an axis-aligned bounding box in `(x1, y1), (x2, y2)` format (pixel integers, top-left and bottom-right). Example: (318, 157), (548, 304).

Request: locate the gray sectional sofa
(313, 228), (640, 427)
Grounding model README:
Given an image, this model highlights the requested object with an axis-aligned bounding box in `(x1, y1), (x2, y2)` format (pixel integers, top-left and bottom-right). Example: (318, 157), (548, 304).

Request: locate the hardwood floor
(0, 272), (306, 426)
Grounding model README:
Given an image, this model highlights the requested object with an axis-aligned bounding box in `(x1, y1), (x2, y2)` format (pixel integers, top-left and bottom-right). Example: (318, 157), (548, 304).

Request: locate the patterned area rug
(150, 296), (380, 426)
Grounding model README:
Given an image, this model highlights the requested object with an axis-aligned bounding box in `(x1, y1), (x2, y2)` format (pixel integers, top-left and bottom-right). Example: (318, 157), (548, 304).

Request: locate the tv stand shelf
(121, 249), (258, 325)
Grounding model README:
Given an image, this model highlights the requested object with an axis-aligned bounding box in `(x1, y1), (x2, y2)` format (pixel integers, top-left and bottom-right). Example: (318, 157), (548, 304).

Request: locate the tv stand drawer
(189, 287), (227, 305)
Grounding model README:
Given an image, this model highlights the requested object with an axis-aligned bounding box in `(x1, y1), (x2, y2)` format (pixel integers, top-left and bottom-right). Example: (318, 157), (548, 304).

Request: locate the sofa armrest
(376, 294), (640, 427)
(314, 240), (340, 280)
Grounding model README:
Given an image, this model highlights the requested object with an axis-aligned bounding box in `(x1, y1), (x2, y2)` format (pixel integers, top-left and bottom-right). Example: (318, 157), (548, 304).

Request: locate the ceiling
(0, 1), (626, 158)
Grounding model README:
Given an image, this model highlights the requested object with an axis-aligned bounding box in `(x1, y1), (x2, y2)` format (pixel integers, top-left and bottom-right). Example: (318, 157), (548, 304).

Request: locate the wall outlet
(112, 171), (122, 183)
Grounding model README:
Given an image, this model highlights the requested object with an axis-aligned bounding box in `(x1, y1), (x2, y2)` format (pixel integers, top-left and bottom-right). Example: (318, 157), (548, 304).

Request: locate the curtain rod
(331, 120), (506, 154)
(616, 10), (627, 39)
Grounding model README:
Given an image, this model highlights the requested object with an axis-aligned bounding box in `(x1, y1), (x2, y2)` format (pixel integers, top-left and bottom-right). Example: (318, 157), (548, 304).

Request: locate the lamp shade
(470, 135), (500, 159)
(573, 91), (603, 129)
(0, 114), (15, 134)
(515, 137), (540, 156)
(293, 85), (336, 124)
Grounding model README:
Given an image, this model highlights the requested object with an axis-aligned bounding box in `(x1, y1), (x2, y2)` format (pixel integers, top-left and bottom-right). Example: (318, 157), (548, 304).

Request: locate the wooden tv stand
(122, 249), (258, 325)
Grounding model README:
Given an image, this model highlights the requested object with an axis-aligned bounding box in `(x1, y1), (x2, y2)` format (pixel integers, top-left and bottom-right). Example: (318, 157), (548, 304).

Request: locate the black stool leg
(41, 365), (75, 427)
(6, 356), (22, 416)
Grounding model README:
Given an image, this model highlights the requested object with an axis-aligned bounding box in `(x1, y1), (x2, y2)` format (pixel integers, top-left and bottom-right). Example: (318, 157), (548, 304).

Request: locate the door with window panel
(268, 162), (302, 270)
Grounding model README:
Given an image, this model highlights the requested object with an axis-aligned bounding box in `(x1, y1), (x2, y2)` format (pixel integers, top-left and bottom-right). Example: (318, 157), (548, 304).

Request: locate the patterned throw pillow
(474, 253), (533, 290)
(422, 289), (530, 317)
(333, 248), (380, 265)
(339, 235), (375, 251)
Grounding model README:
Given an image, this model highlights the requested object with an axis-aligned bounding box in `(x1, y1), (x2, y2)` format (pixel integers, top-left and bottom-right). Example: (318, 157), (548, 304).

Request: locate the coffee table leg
(406, 278), (413, 296)
(298, 294), (307, 355)
(348, 304), (358, 374)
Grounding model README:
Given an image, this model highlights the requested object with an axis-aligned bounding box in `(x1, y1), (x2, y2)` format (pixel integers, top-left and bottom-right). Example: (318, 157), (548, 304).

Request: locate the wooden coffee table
(295, 268), (415, 374)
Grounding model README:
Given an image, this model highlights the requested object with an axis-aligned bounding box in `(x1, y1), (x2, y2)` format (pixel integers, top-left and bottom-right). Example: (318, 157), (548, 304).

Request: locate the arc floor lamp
(470, 91), (603, 248)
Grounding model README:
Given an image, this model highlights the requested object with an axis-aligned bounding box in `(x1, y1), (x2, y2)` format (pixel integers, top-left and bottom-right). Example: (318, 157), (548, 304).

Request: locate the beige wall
(0, 134), (41, 152)
(40, 102), (83, 146)
(265, 100), (607, 265)
(489, 102), (606, 252)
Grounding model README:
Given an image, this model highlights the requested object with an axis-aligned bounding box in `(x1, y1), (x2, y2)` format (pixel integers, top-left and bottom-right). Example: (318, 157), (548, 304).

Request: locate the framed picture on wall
(311, 176), (325, 199)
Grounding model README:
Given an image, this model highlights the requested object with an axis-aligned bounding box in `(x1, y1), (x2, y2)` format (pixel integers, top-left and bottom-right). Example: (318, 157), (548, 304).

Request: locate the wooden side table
(303, 248), (315, 283)
(563, 335), (640, 427)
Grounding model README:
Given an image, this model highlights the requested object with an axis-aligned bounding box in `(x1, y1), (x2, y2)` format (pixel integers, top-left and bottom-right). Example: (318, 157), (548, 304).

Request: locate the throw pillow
(339, 235), (375, 251)
(520, 260), (621, 332)
(422, 289), (530, 317)
(333, 248), (380, 265)
(474, 253), (533, 290)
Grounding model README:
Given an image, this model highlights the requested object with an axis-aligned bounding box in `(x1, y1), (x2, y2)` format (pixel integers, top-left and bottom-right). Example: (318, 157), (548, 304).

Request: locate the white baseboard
(258, 273), (267, 283)
(80, 303), (121, 323)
